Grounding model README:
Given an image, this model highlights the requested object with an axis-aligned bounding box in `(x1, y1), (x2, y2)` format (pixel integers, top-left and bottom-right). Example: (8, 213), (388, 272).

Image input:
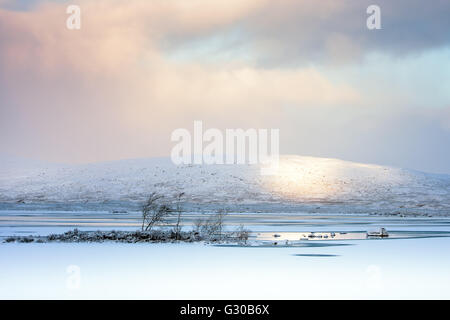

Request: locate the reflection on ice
(292, 254), (340, 257)
(214, 242), (353, 248)
(253, 229), (450, 243)
(2, 210), (450, 299)
(255, 231), (367, 241)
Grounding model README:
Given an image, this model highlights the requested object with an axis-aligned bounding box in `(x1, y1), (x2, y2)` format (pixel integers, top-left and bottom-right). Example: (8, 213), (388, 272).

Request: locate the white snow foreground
(0, 155), (449, 214)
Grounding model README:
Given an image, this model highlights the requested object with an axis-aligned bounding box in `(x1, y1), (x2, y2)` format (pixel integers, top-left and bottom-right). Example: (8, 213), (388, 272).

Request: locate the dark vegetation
(4, 192), (251, 244)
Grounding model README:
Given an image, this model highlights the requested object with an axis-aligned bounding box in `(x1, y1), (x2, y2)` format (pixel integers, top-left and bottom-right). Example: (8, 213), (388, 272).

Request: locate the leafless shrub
(193, 218), (204, 234)
(172, 192), (185, 240)
(199, 209), (227, 240)
(199, 218), (217, 237)
(234, 224), (250, 243)
(141, 192), (171, 232)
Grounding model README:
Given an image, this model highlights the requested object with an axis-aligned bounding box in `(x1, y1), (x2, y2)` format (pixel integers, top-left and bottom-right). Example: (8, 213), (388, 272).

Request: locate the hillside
(1, 155), (449, 214)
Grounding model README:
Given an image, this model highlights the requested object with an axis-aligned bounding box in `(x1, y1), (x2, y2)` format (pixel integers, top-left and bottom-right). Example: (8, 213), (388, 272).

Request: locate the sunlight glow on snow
(262, 156), (409, 201)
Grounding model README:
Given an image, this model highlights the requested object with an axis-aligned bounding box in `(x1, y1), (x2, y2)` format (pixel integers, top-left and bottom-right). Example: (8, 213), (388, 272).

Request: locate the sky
(0, 0), (449, 173)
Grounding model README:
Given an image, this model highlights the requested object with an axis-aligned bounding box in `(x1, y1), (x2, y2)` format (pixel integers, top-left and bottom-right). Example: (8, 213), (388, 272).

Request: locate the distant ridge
(1, 155), (449, 215)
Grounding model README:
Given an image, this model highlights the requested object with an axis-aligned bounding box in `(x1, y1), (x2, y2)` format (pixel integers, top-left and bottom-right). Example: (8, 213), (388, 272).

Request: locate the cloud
(0, 0), (449, 173)
(437, 106), (450, 132)
(168, 0), (450, 66)
(261, 0), (450, 65)
(0, 0), (359, 163)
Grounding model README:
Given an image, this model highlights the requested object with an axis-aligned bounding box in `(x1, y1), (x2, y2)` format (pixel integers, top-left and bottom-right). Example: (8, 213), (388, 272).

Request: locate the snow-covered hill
(1, 155), (449, 214)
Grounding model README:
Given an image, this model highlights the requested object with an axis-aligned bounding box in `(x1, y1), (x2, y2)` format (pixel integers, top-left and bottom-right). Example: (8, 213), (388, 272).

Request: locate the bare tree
(234, 224), (250, 243)
(213, 208), (228, 239)
(216, 209), (227, 238)
(193, 218), (204, 234)
(141, 192), (171, 232)
(200, 209), (228, 240)
(173, 192), (185, 240)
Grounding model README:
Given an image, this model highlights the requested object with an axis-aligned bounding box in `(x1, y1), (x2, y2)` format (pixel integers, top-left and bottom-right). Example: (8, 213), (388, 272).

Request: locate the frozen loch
(1, 211), (450, 299)
(1, 155), (450, 299)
